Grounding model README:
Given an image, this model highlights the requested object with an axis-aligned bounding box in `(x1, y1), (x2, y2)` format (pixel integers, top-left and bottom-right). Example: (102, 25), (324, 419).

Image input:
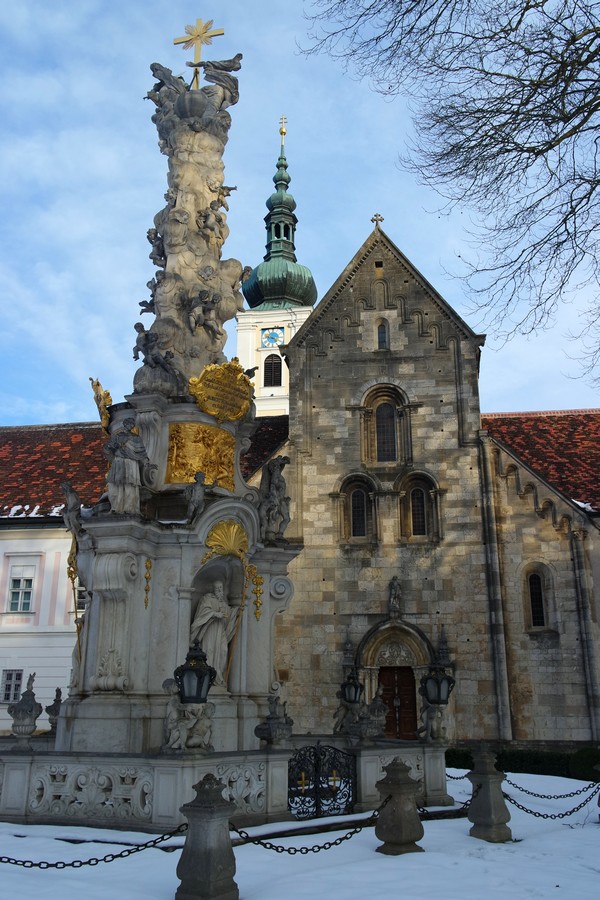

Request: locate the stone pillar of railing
(466, 746), (512, 842)
(374, 756), (425, 855)
(175, 774), (239, 900)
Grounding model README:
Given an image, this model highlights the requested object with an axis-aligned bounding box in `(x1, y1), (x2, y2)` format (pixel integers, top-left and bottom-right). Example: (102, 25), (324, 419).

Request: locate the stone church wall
(270, 229), (599, 745)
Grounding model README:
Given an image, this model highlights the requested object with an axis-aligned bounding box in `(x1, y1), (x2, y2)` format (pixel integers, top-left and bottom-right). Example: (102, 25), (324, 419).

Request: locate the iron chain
(231, 821), (366, 854)
(502, 782), (600, 819)
(0, 823), (187, 869)
(230, 795), (391, 855)
(504, 777), (598, 800)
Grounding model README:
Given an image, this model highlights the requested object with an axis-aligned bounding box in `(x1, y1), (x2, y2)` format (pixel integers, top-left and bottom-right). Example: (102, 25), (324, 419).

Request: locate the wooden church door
(378, 666), (418, 739)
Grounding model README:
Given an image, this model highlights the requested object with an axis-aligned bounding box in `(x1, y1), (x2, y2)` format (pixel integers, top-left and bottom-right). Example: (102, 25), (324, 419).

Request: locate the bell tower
(237, 118), (317, 415)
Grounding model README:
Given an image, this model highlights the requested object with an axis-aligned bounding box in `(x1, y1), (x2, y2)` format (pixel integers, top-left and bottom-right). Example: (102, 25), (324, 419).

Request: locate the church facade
(256, 223), (600, 746)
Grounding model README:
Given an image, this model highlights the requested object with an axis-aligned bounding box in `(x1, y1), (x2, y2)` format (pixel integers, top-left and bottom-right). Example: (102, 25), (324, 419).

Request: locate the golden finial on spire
(279, 114), (288, 146)
(173, 17), (225, 90)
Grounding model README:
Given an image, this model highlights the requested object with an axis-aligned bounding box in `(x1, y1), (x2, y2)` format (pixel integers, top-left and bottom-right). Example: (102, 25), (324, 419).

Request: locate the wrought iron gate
(288, 744), (357, 819)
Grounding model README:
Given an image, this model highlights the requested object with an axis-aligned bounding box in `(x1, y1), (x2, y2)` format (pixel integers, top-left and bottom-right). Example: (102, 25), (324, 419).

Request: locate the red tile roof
(0, 417), (289, 519)
(482, 410), (600, 511)
(1, 410), (598, 518)
(0, 423), (107, 517)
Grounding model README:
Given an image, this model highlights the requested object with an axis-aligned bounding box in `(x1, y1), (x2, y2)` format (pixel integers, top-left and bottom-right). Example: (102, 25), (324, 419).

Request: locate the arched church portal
(357, 623), (433, 740)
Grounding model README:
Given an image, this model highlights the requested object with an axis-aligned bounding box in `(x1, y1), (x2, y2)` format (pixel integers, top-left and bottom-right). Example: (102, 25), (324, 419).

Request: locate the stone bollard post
(466, 746), (512, 843)
(374, 757), (425, 855)
(175, 774), (239, 900)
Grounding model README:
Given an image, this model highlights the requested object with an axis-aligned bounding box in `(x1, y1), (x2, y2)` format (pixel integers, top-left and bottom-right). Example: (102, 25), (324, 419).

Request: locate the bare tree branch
(305, 0), (600, 382)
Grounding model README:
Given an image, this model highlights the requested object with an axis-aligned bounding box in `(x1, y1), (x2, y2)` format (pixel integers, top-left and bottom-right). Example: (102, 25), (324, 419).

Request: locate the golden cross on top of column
(279, 114), (288, 145)
(174, 17), (225, 90)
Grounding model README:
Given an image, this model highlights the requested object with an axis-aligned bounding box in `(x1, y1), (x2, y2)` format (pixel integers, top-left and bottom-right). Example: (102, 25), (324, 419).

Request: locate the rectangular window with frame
(1, 669), (23, 703)
(8, 565), (35, 612)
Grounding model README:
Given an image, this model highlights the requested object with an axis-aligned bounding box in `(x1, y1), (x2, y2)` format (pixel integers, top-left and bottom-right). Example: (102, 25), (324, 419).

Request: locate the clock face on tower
(261, 327), (285, 348)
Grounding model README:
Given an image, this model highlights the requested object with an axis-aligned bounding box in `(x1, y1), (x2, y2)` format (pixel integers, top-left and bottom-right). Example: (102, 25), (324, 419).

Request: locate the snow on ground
(1, 772), (599, 900)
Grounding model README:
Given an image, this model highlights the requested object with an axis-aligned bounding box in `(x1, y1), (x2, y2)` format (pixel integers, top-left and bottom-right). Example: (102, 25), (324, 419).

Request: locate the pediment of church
(287, 227), (485, 355)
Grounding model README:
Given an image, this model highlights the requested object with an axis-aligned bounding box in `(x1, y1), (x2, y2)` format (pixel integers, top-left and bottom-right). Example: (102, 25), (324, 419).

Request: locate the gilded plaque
(166, 422), (235, 491)
(189, 358), (252, 423)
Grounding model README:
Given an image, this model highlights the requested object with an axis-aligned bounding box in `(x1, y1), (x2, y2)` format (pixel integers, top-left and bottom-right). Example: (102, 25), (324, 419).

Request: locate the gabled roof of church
(287, 225), (485, 349)
(482, 409), (600, 511)
(1, 409), (598, 518)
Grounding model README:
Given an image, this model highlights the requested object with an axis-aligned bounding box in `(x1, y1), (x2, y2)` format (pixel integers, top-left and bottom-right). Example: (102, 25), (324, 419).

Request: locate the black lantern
(420, 666), (455, 706)
(340, 670), (364, 705)
(174, 641), (216, 704)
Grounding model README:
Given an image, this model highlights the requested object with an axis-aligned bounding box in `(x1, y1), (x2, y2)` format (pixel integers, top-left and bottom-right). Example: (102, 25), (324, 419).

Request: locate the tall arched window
(528, 572), (546, 628)
(377, 320), (390, 350)
(522, 565), (556, 632)
(528, 574), (545, 626)
(350, 488), (367, 537)
(264, 354), (282, 387)
(361, 386), (412, 466)
(410, 488), (427, 535)
(337, 476), (377, 543)
(398, 474), (440, 542)
(375, 403), (397, 462)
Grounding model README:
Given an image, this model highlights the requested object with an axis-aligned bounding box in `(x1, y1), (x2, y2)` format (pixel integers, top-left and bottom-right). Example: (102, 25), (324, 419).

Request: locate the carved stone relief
(30, 764), (153, 821)
(375, 641), (416, 667)
(90, 649), (129, 692)
(215, 762), (266, 814)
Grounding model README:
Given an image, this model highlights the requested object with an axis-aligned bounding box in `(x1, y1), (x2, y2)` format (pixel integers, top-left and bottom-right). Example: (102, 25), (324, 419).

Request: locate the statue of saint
(388, 576), (402, 615)
(104, 418), (153, 515)
(190, 581), (237, 685)
(258, 455), (291, 542)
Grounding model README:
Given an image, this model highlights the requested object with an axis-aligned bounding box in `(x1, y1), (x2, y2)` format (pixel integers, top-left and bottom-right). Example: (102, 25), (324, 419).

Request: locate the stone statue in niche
(388, 576), (402, 616)
(162, 678), (214, 752)
(104, 418), (155, 515)
(258, 455), (291, 542)
(190, 581), (237, 686)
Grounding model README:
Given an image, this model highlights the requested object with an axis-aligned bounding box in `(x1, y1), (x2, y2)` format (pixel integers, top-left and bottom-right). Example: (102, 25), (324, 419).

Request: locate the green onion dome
(243, 124), (317, 310)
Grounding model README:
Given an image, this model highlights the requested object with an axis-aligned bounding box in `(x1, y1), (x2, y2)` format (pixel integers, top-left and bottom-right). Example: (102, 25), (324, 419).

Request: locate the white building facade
(0, 521), (77, 732)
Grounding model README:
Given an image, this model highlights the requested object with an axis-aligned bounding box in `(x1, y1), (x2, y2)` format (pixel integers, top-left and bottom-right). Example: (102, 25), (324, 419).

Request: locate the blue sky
(0, 0), (597, 426)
